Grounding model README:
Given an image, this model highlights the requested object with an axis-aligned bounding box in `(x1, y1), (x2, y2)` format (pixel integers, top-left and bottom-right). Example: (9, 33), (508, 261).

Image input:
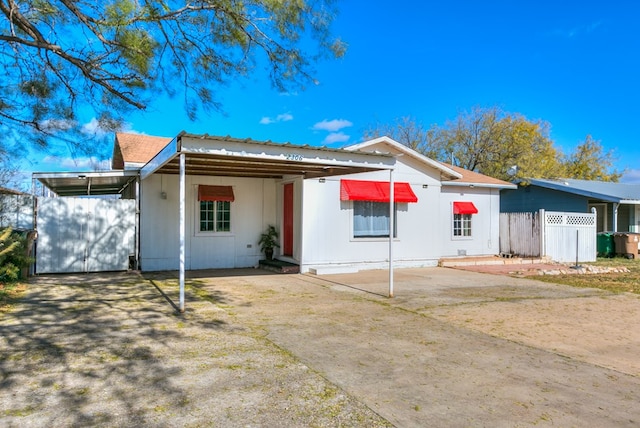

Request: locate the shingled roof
(111, 133), (172, 170)
(439, 162), (516, 188)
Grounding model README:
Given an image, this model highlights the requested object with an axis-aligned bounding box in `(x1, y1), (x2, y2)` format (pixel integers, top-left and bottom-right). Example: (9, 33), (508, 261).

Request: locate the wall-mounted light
(319, 178), (326, 183)
(469, 184), (475, 188)
(78, 174), (87, 180)
(422, 184), (428, 189)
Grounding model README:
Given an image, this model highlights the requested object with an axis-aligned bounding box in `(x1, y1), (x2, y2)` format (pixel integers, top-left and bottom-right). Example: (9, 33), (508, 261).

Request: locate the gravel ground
(0, 272), (390, 427)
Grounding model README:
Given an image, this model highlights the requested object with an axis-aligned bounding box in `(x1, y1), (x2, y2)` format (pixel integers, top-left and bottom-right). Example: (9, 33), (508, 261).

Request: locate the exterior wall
(632, 206), (640, 233)
(617, 203), (632, 232)
(300, 155), (443, 272)
(140, 174), (277, 271)
(0, 194), (35, 229)
(500, 185), (589, 213)
(439, 187), (501, 257)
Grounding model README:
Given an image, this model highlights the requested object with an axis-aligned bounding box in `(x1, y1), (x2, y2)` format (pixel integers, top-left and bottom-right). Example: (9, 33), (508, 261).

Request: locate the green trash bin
(597, 232), (615, 257)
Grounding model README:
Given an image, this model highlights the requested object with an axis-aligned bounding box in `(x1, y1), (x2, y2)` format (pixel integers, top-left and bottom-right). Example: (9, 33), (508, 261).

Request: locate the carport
(139, 132), (399, 311)
(35, 132), (401, 311)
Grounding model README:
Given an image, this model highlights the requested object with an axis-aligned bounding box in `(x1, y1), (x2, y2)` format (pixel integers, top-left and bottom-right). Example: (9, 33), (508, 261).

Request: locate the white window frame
(452, 212), (473, 239)
(352, 201), (398, 240)
(194, 186), (234, 236)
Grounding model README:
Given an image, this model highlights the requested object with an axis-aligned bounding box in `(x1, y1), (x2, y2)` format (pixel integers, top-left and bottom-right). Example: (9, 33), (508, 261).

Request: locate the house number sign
(285, 153), (304, 161)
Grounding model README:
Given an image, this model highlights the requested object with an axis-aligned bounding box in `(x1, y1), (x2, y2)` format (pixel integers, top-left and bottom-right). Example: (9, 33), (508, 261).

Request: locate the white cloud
(41, 155), (111, 171)
(621, 169), (640, 184)
(312, 119), (353, 132)
(259, 112), (293, 125)
(322, 132), (350, 145)
(82, 117), (133, 138)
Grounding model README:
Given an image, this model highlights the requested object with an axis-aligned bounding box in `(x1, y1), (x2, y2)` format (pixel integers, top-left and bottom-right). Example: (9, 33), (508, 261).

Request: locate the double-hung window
(200, 200), (231, 232)
(198, 185), (234, 233)
(453, 213), (472, 237)
(452, 201), (478, 238)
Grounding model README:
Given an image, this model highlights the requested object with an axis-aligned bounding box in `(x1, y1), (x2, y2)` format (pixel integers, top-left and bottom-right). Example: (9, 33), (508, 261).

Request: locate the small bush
(0, 227), (33, 283)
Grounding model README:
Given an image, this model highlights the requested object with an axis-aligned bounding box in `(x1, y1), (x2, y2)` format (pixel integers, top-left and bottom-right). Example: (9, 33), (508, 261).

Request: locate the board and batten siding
(139, 174), (277, 271)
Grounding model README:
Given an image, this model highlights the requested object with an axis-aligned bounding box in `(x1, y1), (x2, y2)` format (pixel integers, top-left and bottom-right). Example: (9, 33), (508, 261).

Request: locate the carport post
(179, 153), (186, 313)
(389, 169), (394, 298)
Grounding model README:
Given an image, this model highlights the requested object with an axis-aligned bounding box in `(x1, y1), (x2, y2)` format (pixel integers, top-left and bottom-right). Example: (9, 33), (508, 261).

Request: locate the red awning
(340, 180), (418, 203)
(198, 185), (235, 202)
(453, 201), (478, 214)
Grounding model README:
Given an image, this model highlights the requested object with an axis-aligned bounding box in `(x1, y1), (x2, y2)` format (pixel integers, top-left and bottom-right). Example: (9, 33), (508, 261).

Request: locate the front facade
(34, 132), (515, 274)
(128, 134), (514, 273)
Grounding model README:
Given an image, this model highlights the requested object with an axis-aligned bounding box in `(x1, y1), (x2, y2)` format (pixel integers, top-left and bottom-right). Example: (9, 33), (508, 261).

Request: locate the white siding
(439, 187), (501, 257)
(0, 195), (35, 229)
(139, 174), (277, 271)
(300, 158), (443, 273)
(36, 198), (135, 273)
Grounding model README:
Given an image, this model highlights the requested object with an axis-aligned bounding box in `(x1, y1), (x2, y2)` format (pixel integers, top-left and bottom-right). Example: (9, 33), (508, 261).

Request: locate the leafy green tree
(368, 106), (566, 181)
(563, 135), (621, 182)
(0, 0), (345, 148)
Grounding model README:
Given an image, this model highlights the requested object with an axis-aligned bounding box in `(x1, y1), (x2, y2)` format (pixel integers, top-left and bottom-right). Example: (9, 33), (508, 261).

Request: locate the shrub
(0, 227), (33, 282)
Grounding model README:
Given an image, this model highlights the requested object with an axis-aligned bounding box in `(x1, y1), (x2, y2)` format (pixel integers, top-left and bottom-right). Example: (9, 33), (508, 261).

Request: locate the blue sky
(24, 1), (640, 183)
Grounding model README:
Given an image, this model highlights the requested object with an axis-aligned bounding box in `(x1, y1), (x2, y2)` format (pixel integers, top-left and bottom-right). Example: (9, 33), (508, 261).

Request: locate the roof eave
(442, 181), (517, 190)
(344, 136), (463, 180)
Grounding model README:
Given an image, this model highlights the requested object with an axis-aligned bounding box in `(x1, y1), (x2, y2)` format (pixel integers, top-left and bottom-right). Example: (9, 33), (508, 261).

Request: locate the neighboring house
(500, 178), (640, 233)
(0, 186), (34, 230)
(33, 132), (515, 274)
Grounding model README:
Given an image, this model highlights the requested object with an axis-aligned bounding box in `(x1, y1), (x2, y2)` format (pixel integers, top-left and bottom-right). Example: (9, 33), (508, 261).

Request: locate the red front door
(283, 183), (294, 256)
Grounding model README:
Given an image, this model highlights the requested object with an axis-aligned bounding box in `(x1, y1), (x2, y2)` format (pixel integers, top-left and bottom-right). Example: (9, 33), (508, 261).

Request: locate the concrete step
(439, 255), (550, 267)
(258, 259), (300, 274)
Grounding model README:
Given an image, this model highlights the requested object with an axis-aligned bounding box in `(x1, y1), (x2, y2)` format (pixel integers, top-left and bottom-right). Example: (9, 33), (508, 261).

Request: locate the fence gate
(36, 198), (136, 273)
(543, 211), (596, 263)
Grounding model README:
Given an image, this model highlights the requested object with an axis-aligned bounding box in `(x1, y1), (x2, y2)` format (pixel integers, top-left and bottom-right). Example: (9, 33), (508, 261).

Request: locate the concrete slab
(203, 267), (640, 427)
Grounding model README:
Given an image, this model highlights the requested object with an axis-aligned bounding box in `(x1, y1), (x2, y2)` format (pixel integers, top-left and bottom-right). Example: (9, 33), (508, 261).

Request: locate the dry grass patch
(536, 258), (640, 294)
(0, 281), (27, 312)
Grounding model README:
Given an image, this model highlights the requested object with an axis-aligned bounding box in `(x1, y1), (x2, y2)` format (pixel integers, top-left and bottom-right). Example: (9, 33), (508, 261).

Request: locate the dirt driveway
(2, 267), (640, 427)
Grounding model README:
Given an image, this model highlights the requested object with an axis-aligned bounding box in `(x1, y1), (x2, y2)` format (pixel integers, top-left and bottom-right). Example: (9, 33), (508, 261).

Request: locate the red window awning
(198, 185), (235, 202)
(340, 180), (418, 203)
(453, 201), (478, 214)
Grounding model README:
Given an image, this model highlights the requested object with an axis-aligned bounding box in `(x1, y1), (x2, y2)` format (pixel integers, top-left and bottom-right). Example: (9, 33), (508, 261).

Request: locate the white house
(114, 134), (513, 272)
(33, 132), (515, 276)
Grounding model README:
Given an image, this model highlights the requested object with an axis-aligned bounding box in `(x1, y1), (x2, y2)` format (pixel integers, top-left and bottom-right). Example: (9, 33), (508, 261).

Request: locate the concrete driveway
(200, 267), (640, 427)
(2, 267), (640, 427)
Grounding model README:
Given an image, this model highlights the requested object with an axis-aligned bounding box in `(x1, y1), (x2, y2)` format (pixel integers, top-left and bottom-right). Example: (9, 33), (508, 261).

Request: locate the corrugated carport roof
(140, 132), (395, 180)
(33, 171), (138, 196)
(34, 132), (396, 196)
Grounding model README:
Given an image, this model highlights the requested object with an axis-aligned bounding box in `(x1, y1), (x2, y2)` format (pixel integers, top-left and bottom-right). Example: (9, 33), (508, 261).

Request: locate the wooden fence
(499, 212), (541, 257)
(500, 210), (596, 262)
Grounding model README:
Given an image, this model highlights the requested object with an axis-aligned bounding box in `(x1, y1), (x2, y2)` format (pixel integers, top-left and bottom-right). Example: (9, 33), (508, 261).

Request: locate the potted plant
(258, 225), (280, 260)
